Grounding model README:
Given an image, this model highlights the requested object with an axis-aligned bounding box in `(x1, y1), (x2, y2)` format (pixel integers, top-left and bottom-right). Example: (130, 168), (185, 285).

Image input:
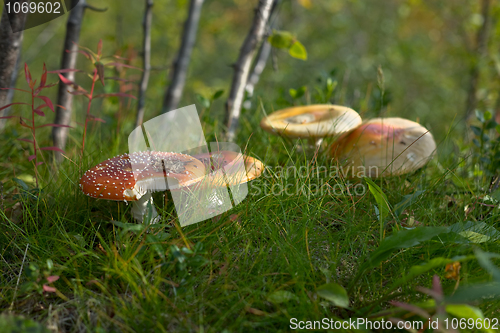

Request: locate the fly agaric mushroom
(168, 150), (264, 226)
(79, 151), (206, 223)
(260, 104), (362, 148)
(193, 150), (264, 185)
(330, 117), (436, 178)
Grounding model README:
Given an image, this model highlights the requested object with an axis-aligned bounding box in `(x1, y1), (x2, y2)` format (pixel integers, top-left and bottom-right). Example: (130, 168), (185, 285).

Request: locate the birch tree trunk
(225, 0), (274, 142)
(52, 0), (87, 162)
(162, 0), (205, 113)
(244, 0), (280, 109)
(464, 0), (491, 121)
(0, 0), (29, 131)
(135, 0), (154, 128)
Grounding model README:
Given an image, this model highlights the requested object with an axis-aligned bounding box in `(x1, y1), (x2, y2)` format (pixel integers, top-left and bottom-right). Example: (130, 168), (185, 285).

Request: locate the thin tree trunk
(162, 0), (205, 113)
(135, 0), (154, 128)
(465, 0), (491, 121)
(52, 0), (87, 162)
(245, 41), (272, 100)
(0, 0), (29, 131)
(244, 0), (279, 108)
(225, 0), (274, 142)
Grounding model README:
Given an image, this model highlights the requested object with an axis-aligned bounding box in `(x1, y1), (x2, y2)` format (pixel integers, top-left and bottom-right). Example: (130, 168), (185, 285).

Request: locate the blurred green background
(5, 0), (500, 144)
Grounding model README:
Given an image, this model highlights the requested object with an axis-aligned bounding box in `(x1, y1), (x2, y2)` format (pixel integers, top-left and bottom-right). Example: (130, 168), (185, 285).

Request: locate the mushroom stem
(131, 192), (160, 224)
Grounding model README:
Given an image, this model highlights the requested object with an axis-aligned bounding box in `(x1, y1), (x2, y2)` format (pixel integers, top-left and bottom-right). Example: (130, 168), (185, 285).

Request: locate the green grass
(1, 102), (500, 333)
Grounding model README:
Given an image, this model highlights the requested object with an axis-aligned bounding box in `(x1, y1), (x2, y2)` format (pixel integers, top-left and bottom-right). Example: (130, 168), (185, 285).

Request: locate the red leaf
(42, 285), (57, 293)
(17, 138), (34, 144)
(104, 62), (143, 71)
(94, 93), (137, 99)
(0, 116), (20, 120)
(46, 275), (60, 283)
(28, 154), (36, 161)
(24, 63), (32, 86)
(19, 118), (32, 129)
(87, 114), (106, 123)
(36, 162), (44, 166)
(56, 104), (67, 110)
(0, 87), (30, 93)
(48, 69), (81, 74)
(39, 146), (65, 154)
(58, 74), (75, 86)
(75, 49), (92, 60)
(33, 108), (45, 116)
(36, 123), (72, 129)
(36, 96), (54, 112)
(0, 102), (29, 111)
(97, 39), (103, 58)
(39, 63), (47, 88)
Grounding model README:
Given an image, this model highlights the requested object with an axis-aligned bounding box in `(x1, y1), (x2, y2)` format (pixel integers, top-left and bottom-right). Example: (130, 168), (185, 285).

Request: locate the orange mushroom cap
(260, 104), (362, 139)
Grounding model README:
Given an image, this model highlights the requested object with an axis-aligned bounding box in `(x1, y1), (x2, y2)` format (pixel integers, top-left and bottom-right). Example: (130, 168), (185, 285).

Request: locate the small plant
(20, 259), (60, 296)
(0, 63), (70, 188)
(53, 40), (139, 157)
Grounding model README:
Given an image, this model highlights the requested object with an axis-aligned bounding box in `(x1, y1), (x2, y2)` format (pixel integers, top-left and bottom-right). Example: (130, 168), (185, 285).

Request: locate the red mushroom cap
(79, 151), (206, 201)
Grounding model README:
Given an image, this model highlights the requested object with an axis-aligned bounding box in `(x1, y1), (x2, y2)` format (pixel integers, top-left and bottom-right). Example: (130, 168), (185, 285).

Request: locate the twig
(52, 0), (87, 163)
(162, 0), (205, 113)
(135, 0), (154, 128)
(225, 0), (274, 142)
(9, 243), (29, 312)
(84, 4), (108, 12)
(464, 0), (491, 121)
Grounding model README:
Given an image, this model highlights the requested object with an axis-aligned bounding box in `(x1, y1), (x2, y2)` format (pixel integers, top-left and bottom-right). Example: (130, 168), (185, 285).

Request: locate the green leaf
(13, 177), (29, 191)
(317, 283), (349, 308)
(212, 89), (224, 100)
(448, 221), (500, 244)
(476, 110), (485, 123)
(111, 221), (145, 232)
(445, 304), (496, 333)
(470, 125), (482, 136)
(474, 248), (500, 281)
(387, 256), (473, 293)
(447, 282), (500, 303)
(484, 110), (492, 121)
(365, 178), (392, 223)
(289, 41), (307, 60)
(268, 30), (295, 49)
(359, 227), (449, 273)
(195, 94), (210, 109)
(485, 119), (497, 130)
(289, 88), (297, 99)
(267, 290), (298, 304)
